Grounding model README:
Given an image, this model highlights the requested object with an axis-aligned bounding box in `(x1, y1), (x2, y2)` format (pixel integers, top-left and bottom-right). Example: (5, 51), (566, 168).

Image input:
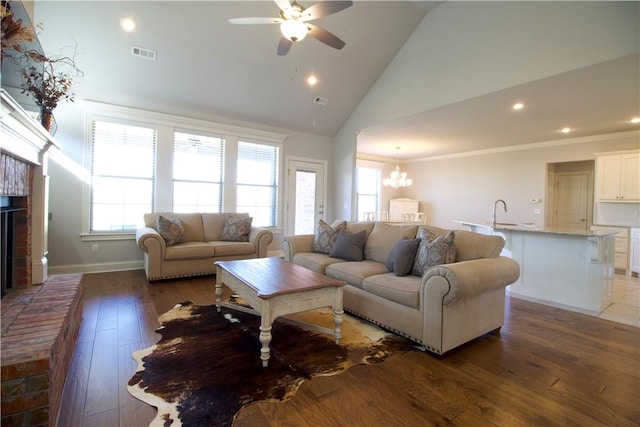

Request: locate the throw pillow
(329, 229), (367, 261)
(220, 215), (253, 242)
(313, 220), (347, 254)
(157, 215), (185, 246)
(412, 230), (456, 276)
(386, 237), (421, 276)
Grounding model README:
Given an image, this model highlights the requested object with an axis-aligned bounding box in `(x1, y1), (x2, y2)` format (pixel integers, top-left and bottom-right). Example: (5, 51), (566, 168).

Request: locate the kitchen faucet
(492, 199), (507, 227)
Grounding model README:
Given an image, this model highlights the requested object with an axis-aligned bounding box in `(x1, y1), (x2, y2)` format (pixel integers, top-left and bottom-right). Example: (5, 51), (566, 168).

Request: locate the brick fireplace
(1, 154), (33, 296)
(1, 89), (83, 426)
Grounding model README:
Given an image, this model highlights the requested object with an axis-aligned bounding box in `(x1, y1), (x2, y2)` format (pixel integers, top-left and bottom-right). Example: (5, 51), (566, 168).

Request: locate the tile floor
(597, 273), (640, 327)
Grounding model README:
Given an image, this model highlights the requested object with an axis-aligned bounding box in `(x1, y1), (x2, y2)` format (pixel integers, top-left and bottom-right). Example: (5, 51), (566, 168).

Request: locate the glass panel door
(286, 160), (325, 235)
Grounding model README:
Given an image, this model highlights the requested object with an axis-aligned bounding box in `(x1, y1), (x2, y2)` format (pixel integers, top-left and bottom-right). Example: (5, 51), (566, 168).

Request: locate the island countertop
(453, 220), (618, 237)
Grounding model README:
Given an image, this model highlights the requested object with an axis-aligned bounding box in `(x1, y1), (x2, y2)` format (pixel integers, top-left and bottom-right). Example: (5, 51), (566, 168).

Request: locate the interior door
(554, 172), (591, 231)
(286, 159), (326, 235)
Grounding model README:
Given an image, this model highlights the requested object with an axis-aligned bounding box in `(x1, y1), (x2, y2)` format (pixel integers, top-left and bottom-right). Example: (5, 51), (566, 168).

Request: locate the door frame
(283, 156), (328, 236)
(553, 170), (593, 230)
(547, 163), (594, 229)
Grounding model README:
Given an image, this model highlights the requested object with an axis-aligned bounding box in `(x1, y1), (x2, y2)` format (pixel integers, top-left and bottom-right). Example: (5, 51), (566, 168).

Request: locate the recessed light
(512, 102), (524, 110)
(630, 117), (640, 124)
(306, 75), (318, 86)
(561, 127), (572, 134)
(120, 17), (136, 32)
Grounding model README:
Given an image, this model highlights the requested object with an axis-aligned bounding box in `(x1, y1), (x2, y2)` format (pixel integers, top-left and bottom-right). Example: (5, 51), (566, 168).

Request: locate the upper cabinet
(596, 151), (640, 202)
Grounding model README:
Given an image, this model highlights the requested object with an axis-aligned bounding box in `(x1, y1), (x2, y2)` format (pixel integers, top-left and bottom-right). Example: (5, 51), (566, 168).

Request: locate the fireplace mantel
(1, 89), (60, 163)
(1, 88), (59, 285)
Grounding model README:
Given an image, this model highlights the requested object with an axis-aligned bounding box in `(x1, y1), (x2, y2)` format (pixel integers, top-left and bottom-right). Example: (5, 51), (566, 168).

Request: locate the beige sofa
(136, 212), (273, 281)
(283, 221), (520, 355)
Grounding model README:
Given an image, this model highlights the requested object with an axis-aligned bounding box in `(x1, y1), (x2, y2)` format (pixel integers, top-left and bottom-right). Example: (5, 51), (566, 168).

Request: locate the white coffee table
(215, 257), (346, 367)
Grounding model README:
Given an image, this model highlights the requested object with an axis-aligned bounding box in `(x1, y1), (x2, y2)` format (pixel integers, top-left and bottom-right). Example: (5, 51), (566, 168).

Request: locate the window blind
(91, 120), (156, 232)
(237, 141), (279, 227)
(173, 131), (225, 212)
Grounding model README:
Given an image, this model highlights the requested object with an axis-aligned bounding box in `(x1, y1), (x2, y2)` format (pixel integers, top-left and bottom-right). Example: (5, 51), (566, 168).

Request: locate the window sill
(80, 232), (136, 242)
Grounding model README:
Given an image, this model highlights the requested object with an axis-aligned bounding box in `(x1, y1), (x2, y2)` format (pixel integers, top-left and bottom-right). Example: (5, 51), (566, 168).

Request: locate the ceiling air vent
(313, 96), (329, 106)
(131, 46), (157, 61)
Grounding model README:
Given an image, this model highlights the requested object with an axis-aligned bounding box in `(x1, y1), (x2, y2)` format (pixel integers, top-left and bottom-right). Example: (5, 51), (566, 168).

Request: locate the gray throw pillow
(412, 230), (456, 276)
(157, 215), (184, 246)
(330, 229), (367, 261)
(386, 237), (420, 276)
(313, 220), (347, 254)
(220, 215), (253, 242)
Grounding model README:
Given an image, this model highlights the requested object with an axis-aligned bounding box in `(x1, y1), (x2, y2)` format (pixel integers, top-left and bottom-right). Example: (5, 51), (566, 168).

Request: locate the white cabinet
(389, 198), (419, 222)
(631, 228), (640, 275)
(591, 225), (630, 274)
(596, 152), (640, 201)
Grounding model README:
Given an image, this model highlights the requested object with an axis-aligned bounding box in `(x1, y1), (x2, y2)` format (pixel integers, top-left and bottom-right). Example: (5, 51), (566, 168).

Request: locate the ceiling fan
(229, 0), (353, 56)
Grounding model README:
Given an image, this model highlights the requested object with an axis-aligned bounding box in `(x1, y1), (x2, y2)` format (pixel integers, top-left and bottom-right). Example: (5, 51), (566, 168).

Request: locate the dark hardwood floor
(57, 269), (640, 426)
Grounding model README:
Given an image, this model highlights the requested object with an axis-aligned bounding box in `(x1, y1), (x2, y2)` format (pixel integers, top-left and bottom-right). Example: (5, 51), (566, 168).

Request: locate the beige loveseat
(283, 221), (520, 355)
(136, 212), (273, 281)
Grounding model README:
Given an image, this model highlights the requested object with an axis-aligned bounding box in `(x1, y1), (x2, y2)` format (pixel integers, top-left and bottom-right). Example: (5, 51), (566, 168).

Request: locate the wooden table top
(215, 257), (345, 298)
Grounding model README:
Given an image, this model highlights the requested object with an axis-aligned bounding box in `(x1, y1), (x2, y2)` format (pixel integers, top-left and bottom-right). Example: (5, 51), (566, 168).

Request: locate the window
(173, 132), (224, 213)
(90, 120), (156, 232)
(236, 141), (279, 227)
(356, 165), (380, 221)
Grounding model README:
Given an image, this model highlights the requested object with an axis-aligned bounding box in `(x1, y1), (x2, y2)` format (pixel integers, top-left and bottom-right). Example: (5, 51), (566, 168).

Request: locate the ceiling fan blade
(273, 0), (292, 14)
(302, 1), (353, 21)
(277, 37), (293, 56)
(229, 17), (283, 25)
(306, 23), (346, 50)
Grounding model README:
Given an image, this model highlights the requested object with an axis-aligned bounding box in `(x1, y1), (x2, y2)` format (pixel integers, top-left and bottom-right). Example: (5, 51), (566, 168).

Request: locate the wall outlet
(91, 244), (99, 253)
(534, 208), (541, 215)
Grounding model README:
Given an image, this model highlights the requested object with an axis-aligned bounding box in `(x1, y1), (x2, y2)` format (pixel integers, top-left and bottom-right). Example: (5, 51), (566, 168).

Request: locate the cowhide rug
(128, 301), (418, 427)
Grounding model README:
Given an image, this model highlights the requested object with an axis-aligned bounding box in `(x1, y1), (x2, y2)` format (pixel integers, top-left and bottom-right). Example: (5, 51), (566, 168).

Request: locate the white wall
(44, 100), (333, 274)
(333, 1), (640, 220)
(396, 132), (639, 229)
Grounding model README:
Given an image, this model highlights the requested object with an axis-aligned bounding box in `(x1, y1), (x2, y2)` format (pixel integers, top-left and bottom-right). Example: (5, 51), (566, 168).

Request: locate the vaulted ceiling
(18, 1), (432, 137)
(2, 1), (638, 160)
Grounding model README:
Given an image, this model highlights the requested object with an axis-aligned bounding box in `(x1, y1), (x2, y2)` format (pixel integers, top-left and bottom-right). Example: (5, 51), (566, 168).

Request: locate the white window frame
(236, 139), (281, 228)
(81, 101), (286, 241)
(355, 159), (384, 222)
(172, 130), (225, 213)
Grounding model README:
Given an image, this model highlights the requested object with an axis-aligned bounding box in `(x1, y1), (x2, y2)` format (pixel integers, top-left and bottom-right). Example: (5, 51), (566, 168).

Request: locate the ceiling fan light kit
(280, 19), (308, 42)
(230, 0), (353, 56)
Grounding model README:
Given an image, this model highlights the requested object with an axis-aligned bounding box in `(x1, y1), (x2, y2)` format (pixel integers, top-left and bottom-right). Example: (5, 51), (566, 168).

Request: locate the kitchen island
(454, 221), (617, 314)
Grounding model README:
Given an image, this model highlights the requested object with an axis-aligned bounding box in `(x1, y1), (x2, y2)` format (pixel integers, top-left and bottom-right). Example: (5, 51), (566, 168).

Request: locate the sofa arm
(136, 227), (166, 255)
(282, 234), (315, 262)
(249, 227), (274, 258)
(421, 256), (520, 305)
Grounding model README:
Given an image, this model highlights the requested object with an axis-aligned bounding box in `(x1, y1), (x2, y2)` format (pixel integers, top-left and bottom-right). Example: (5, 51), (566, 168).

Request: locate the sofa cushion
(345, 221), (376, 238)
(325, 260), (389, 289)
(145, 212), (204, 242)
(386, 237), (420, 276)
(452, 230), (505, 261)
(221, 215), (253, 242)
(164, 242), (215, 260)
(202, 212), (249, 241)
(292, 252), (347, 274)
(313, 220), (347, 254)
(209, 241), (256, 256)
(330, 229), (367, 261)
(157, 215), (185, 246)
(363, 273), (421, 309)
(412, 229), (456, 276)
(364, 223), (418, 263)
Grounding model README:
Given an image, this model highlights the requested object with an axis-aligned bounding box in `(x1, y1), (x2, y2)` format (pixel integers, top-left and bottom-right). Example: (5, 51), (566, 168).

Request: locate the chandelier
(383, 147), (412, 188)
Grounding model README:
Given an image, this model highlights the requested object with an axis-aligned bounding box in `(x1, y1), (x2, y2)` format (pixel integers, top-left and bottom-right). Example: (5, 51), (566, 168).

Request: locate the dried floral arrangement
(1, 1), (39, 61)
(1, 1), (82, 131)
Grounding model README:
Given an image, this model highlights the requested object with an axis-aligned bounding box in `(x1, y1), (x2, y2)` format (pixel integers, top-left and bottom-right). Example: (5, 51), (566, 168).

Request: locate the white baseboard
(48, 254), (284, 277)
(48, 260), (144, 276)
